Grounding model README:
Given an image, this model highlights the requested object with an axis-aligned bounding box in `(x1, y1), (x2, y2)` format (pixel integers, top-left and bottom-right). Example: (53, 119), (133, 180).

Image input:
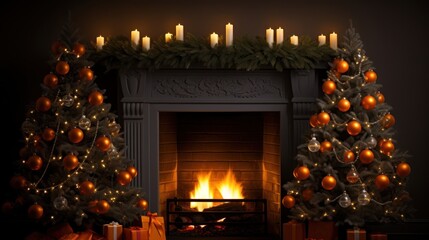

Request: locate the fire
(190, 169), (244, 211)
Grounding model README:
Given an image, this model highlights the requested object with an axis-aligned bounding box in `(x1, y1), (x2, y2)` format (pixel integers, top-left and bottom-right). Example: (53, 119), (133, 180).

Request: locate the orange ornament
(27, 155), (43, 171)
(42, 128), (56, 142)
(322, 80), (336, 95)
(73, 43), (86, 56)
(282, 195), (295, 208)
(10, 175), (27, 190)
(331, 58), (341, 70)
(88, 91), (104, 106)
(396, 162), (411, 177)
(364, 70), (377, 83)
(28, 204), (44, 219)
(96, 136), (111, 152)
(309, 114), (319, 127)
(376, 92), (385, 103)
(43, 73), (58, 88)
(361, 95), (377, 110)
(317, 112), (330, 126)
(336, 59), (349, 74)
(51, 40), (66, 56)
(79, 180), (95, 195)
(127, 166), (138, 178)
(382, 114), (395, 129)
(88, 200), (99, 213)
(56, 61), (70, 75)
(338, 98), (351, 112)
(96, 200), (110, 214)
(347, 120), (362, 136)
(301, 188), (314, 201)
(137, 199), (149, 210)
(117, 171), (132, 186)
(322, 175), (336, 190)
(79, 68), (94, 82)
(293, 166), (310, 180)
(343, 150), (355, 163)
(36, 96), (51, 112)
(63, 153), (79, 171)
(375, 174), (390, 190)
(359, 149), (374, 164)
(68, 128), (84, 144)
(380, 140), (395, 156)
(320, 140), (332, 153)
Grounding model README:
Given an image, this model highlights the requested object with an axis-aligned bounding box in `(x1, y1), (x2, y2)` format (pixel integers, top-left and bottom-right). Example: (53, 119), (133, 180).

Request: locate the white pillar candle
(96, 35), (104, 51)
(131, 29), (140, 47)
(290, 35), (298, 46)
(210, 32), (219, 48)
(266, 28), (274, 47)
(165, 32), (173, 43)
(176, 23), (184, 41)
(142, 36), (150, 51)
(318, 34), (326, 46)
(225, 23), (233, 47)
(276, 27), (284, 45)
(330, 32), (337, 50)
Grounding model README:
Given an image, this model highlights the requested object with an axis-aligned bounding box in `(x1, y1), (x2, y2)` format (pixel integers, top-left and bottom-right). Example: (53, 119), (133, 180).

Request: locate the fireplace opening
(159, 111), (281, 238)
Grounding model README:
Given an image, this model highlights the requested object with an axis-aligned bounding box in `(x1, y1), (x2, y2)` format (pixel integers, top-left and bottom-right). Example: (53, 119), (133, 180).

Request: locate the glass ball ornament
(346, 168), (359, 183)
(107, 146), (119, 158)
(353, 49), (365, 63)
(366, 136), (378, 149)
(338, 192), (351, 208)
(308, 136), (321, 152)
(53, 196), (69, 210)
(358, 189), (371, 206)
(78, 115), (91, 129)
(62, 93), (74, 107)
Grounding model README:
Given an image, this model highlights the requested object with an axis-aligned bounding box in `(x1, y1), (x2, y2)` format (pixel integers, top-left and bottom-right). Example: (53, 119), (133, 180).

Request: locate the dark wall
(1, 0), (428, 220)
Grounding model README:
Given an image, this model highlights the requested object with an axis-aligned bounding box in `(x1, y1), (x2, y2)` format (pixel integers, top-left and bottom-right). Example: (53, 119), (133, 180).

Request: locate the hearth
(119, 68), (324, 239)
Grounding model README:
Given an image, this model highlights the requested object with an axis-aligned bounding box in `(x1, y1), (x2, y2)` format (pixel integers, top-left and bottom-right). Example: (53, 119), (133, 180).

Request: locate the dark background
(1, 0), (428, 228)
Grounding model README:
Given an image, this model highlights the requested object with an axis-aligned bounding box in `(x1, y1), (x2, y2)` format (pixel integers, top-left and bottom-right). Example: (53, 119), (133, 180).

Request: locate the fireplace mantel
(119, 67), (325, 226)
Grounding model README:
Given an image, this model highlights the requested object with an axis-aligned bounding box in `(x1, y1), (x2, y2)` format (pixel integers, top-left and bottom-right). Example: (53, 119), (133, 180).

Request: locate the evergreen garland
(90, 34), (336, 71)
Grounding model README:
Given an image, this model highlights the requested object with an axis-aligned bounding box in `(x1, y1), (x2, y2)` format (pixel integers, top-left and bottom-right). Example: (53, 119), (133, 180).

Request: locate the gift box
(103, 221), (123, 240)
(141, 213), (166, 240)
(370, 233), (388, 240)
(76, 231), (93, 240)
(307, 220), (338, 240)
(347, 228), (366, 240)
(124, 226), (148, 240)
(47, 222), (74, 239)
(283, 220), (305, 240)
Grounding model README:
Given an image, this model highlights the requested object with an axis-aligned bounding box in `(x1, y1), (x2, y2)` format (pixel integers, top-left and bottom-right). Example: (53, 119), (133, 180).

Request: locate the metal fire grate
(166, 198), (267, 237)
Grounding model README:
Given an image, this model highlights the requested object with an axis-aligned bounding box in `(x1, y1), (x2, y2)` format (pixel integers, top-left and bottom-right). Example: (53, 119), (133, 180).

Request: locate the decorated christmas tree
(282, 25), (413, 227)
(3, 22), (148, 232)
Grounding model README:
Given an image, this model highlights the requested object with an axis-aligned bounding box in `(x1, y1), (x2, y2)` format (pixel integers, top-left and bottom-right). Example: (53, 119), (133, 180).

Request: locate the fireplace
(119, 68), (324, 239)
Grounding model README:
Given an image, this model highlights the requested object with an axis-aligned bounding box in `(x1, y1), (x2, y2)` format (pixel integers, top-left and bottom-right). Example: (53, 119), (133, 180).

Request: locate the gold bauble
(55, 61), (70, 75)
(347, 120), (362, 136)
(322, 80), (336, 95)
(382, 114), (396, 129)
(63, 153), (79, 171)
(301, 188), (314, 201)
(376, 92), (385, 103)
(42, 128), (56, 142)
(359, 149), (374, 164)
(88, 91), (104, 106)
(309, 114), (319, 127)
(380, 140), (395, 156)
(28, 204), (44, 219)
(88, 200), (99, 213)
(337, 98), (351, 112)
(364, 70), (377, 83)
(36, 96), (51, 112)
(396, 162), (411, 177)
(96, 200), (110, 214)
(73, 43), (86, 56)
(336, 59), (349, 74)
(320, 140), (333, 153)
(375, 174), (390, 190)
(361, 95), (377, 110)
(68, 128), (84, 144)
(43, 73), (58, 88)
(127, 166), (138, 178)
(10, 175), (27, 190)
(317, 112), (330, 126)
(343, 150), (355, 163)
(137, 199), (149, 210)
(95, 136), (111, 152)
(282, 195), (295, 208)
(79, 180), (95, 195)
(27, 155), (43, 171)
(117, 171), (132, 186)
(293, 166), (310, 180)
(321, 175), (336, 190)
(79, 68), (94, 81)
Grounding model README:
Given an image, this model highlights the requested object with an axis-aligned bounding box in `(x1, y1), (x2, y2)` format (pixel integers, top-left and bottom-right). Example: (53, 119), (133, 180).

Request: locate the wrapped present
(47, 222), (74, 239)
(76, 231), (93, 240)
(141, 212), (166, 240)
(124, 226), (148, 240)
(347, 227), (366, 240)
(307, 220), (338, 240)
(283, 220), (305, 240)
(59, 233), (79, 240)
(103, 221), (123, 240)
(90, 230), (106, 240)
(370, 233), (388, 240)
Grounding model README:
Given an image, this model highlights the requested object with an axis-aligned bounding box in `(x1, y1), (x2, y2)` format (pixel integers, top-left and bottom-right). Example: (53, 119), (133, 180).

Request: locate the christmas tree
(282, 25), (413, 227)
(3, 22), (148, 232)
